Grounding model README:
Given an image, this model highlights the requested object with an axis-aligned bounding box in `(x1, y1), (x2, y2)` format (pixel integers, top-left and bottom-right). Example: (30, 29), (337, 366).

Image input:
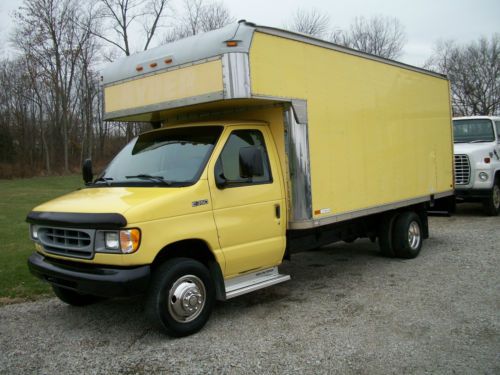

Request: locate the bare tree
(13, 0), (96, 173)
(95, 0), (170, 56)
(425, 35), (500, 116)
(333, 16), (406, 59)
(164, 0), (234, 42)
(91, 0), (171, 143)
(199, 0), (233, 31)
(285, 8), (330, 39)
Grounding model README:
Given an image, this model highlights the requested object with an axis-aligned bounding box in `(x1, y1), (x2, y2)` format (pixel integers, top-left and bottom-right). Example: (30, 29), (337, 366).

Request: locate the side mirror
(82, 159), (93, 185)
(239, 147), (264, 178)
(214, 159), (227, 189)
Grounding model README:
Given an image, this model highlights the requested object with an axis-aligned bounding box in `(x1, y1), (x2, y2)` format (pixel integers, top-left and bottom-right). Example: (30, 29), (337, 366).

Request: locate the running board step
(224, 266), (291, 299)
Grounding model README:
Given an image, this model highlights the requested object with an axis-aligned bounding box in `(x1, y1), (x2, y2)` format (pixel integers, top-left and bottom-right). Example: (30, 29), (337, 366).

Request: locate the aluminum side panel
(222, 53), (251, 99)
(283, 105), (312, 222)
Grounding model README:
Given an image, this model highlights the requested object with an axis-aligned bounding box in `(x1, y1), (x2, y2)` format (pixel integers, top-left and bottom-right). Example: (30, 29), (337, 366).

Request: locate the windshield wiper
(94, 177), (114, 186)
(469, 140), (493, 143)
(125, 174), (171, 185)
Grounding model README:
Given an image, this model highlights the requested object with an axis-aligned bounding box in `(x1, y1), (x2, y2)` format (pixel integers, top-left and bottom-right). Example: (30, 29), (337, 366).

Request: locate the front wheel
(392, 211), (423, 259)
(483, 181), (500, 216)
(146, 258), (215, 337)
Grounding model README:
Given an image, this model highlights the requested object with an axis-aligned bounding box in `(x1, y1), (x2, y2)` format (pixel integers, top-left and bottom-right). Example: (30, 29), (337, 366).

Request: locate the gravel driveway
(1, 203), (499, 374)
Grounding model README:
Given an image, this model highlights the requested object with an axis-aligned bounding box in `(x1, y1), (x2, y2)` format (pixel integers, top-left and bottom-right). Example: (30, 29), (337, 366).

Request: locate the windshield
(95, 126), (223, 187)
(453, 119), (495, 143)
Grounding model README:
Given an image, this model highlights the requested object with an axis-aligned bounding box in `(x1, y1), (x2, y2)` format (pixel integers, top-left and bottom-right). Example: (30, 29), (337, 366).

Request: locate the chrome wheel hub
(168, 275), (206, 323)
(408, 221), (421, 250)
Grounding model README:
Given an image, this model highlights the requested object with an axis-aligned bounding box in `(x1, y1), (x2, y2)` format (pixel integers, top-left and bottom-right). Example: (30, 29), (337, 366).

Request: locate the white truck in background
(453, 116), (500, 215)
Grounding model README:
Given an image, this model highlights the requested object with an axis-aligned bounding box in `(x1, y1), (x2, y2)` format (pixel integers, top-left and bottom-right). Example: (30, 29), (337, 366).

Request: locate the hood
(32, 180), (212, 225)
(454, 142), (496, 155)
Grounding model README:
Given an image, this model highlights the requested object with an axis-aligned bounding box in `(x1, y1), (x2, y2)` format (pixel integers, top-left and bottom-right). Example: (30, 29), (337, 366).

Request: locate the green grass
(0, 175), (83, 303)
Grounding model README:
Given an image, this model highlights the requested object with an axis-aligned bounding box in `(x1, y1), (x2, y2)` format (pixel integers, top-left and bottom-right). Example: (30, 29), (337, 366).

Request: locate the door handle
(275, 204), (281, 219)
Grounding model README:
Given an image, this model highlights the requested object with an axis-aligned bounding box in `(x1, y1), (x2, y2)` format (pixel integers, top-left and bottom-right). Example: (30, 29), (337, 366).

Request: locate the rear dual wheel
(378, 211), (423, 259)
(392, 211), (423, 258)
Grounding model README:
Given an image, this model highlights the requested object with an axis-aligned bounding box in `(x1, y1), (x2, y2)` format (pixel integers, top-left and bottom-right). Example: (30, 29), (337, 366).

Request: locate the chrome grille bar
(38, 227), (95, 259)
(454, 154), (471, 185)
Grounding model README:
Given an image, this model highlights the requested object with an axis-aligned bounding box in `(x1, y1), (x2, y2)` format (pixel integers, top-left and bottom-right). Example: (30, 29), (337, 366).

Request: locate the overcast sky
(1, 0), (499, 66)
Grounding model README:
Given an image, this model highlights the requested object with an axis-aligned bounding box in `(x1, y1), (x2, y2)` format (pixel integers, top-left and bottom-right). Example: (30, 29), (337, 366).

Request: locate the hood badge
(192, 199), (209, 207)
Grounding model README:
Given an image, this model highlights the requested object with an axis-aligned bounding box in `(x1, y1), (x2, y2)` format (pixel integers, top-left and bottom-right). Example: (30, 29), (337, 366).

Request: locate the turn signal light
(226, 41), (238, 47)
(120, 229), (141, 254)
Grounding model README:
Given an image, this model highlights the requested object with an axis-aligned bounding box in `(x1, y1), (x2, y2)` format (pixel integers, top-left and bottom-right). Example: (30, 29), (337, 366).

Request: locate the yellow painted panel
(33, 178), (223, 268)
(206, 124), (286, 277)
(250, 32), (453, 218)
(160, 105), (290, 209)
(104, 60), (223, 113)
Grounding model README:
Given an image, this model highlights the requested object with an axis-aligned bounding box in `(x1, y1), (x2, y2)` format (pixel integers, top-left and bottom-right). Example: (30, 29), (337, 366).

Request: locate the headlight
(479, 172), (489, 181)
(30, 225), (39, 240)
(105, 232), (120, 250)
(98, 229), (141, 254)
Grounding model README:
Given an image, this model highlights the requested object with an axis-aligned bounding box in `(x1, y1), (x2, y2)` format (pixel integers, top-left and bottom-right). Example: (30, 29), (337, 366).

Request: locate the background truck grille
(38, 227), (95, 259)
(454, 154), (471, 185)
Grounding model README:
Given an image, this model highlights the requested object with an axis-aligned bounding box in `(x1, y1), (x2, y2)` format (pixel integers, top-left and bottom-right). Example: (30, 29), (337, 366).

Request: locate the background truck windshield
(97, 126), (222, 186)
(453, 119), (495, 143)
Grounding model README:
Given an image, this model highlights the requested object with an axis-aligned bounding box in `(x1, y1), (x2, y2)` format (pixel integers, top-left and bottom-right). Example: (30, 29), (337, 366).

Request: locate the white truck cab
(453, 116), (500, 215)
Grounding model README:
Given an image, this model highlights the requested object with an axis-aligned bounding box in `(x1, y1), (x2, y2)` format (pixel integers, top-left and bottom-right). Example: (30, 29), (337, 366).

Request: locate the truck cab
(28, 120), (290, 336)
(453, 116), (500, 215)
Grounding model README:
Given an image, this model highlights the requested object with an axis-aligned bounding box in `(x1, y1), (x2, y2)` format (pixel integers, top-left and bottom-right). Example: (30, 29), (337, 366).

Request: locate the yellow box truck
(27, 21), (454, 336)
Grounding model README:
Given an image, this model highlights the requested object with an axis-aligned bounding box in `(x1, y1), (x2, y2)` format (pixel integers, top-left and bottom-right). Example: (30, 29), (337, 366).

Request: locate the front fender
(124, 211), (224, 270)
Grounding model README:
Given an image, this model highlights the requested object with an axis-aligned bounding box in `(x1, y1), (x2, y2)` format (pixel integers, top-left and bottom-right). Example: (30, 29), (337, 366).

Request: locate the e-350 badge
(192, 199), (209, 207)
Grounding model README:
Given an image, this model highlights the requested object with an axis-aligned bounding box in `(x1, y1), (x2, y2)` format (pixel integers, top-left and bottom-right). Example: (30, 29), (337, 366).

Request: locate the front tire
(146, 258), (215, 337)
(392, 211), (423, 259)
(483, 181), (500, 216)
(52, 285), (101, 306)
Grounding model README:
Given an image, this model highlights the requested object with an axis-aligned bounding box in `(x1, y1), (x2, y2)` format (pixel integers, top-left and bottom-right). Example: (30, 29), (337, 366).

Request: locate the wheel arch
(494, 169), (500, 182)
(152, 239), (226, 301)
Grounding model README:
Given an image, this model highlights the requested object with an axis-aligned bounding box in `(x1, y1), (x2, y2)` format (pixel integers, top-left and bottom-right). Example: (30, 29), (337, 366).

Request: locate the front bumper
(28, 252), (150, 297)
(455, 188), (491, 200)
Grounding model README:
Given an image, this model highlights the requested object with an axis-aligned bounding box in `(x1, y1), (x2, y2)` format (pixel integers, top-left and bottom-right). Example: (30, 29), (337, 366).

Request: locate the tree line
(0, 0), (236, 178)
(0, 2), (498, 178)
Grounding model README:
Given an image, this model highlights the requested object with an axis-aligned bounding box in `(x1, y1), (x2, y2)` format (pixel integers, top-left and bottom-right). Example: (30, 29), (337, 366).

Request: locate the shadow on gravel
(218, 239), (389, 310)
(454, 202), (489, 217)
(40, 239), (407, 339)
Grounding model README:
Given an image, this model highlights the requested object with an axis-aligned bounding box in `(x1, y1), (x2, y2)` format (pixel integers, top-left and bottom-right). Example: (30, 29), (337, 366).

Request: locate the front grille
(454, 154), (471, 185)
(38, 227), (95, 259)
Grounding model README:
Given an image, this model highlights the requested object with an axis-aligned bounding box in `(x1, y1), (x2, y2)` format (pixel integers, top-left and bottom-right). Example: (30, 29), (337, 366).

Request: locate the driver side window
(495, 121), (500, 142)
(217, 130), (272, 186)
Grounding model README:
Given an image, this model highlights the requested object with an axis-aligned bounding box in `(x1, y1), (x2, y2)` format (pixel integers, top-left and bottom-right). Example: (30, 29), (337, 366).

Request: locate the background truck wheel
(378, 213), (397, 257)
(482, 180), (500, 216)
(392, 211), (423, 259)
(52, 285), (101, 306)
(146, 258), (215, 337)
(343, 236), (357, 244)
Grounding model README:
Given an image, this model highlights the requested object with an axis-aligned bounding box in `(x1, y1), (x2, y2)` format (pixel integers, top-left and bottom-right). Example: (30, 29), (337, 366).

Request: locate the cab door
(208, 126), (286, 277)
